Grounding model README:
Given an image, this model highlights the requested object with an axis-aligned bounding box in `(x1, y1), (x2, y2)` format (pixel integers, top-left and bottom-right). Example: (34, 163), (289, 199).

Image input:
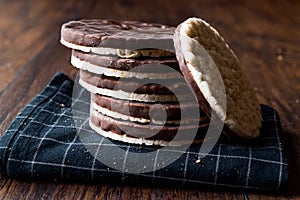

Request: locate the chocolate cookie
(80, 78), (192, 102)
(72, 55), (181, 79)
(72, 50), (179, 71)
(61, 19), (175, 58)
(91, 93), (209, 125)
(90, 109), (209, 146)
(80, 70), (188, 95)
(79, 71), (193, 103)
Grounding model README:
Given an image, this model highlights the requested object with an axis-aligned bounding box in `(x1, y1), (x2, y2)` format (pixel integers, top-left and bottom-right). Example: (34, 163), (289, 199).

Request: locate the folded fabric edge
(0, 72), (73, 174)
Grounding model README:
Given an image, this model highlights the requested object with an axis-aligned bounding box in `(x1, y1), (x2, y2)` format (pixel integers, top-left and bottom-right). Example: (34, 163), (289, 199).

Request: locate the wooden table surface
(0, 0), (299, 199)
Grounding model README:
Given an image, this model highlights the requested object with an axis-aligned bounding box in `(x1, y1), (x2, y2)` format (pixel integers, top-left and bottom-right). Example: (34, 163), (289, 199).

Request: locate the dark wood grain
(0, 0), (299, 199)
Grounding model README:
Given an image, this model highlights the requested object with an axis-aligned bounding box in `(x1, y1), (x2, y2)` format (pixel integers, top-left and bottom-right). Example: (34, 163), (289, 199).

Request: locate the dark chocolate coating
(90, 109), (209, 141)
(91, 93), (209, 122)
(61, 19), (175, 50)
(80, 69), (191, 96)
(73, 50), (179, 71)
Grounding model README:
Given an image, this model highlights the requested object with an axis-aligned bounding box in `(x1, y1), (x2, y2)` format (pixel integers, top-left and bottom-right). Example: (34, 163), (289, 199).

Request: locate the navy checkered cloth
(0, 73), (289, 192)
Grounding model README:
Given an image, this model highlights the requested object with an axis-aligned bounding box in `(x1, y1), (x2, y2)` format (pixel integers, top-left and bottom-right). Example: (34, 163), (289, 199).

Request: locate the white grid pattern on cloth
(0, 87), (62, 153)
(2, 83), (70, 177)
(213, 144), (222, 186)
(30, 104), (70, 177)
(121, 146), (130, 180)
(151, 149), (160, 184)
(16, 132), (284, 152)
(60, 87), (87, 179)
(6, 156), (281, 191)
(9, 158), (119, 173)
(1, 75), (289, 192)
(10, 99), (288, 167)
(182, 151), (190, 186)
(60, 118), (88, 179)
(14, 133), (288, 167)
(91, 137), (105, 180)
(6, 103), (288, 191)
(273, 110), (283, 190)
(245, 148), (252, 188)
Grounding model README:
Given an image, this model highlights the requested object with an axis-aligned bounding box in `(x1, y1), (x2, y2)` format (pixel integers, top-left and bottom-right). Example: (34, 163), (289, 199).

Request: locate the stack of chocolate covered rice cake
(60, 19), (210, 146)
